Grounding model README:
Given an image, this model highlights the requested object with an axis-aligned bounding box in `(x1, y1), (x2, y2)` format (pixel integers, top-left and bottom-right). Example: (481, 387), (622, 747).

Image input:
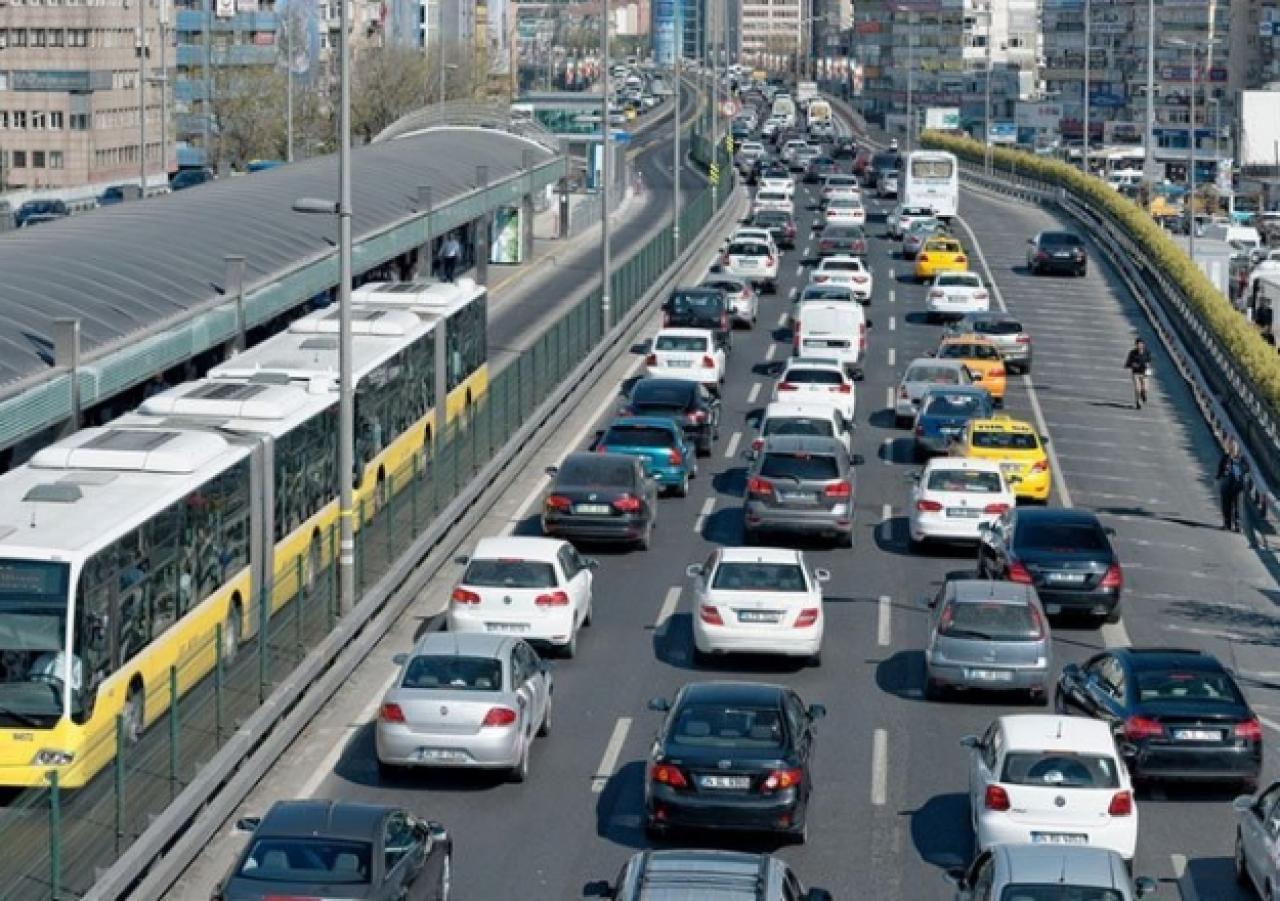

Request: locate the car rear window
(238, 838), (372, 884)
(655, 333), (708, 352)
(924, 393), (988, 417)
(939, 342), (1001, 361)
(823, 260), (862, 272)
(802, 287), (856, 302)
(1041, 232), (1083, 247)
(403, 655), (503, 691)
(971, 431), (1039, 451)
(728, 242), (769, 256)
(937, 273), (982, 287)
(999, 887), (1123, 901)
(926, 469), (1004, 493)
(606, 425), (676, 448)
(464, 559), (557, 589)
(755, 212), (788, 225)
(786, 368), (844, 385)
(1135, 669), (1243, 705)
(1014, 521), (1109, 551)
(973, 318), (1024, 336)
(928, 240), (963, 253)
(764, 416), (836, 439)
(759, 452), (840, 481)
(557, 457), (636, 488)
(711, 562), (808, 592)
(672, 703), (785, 748)
(632, 381), (694, 407)
(940, 601), (1041, 641)
(667, 292), (723, 315)
(1001, 752), (1120, 788)
(906, 365), (963, 384)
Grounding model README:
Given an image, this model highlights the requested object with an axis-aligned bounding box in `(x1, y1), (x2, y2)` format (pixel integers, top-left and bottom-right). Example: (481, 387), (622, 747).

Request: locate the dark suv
(662, 287), (732, 353)
(1026, 230), (1087, 276)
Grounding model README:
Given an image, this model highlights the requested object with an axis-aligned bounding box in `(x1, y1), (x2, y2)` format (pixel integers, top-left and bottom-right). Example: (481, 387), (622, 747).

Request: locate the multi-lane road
(178, 111), (1280, 900)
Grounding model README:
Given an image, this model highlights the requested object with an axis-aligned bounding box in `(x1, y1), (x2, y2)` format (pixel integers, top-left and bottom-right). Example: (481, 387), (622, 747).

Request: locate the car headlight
(32, 749), (75, 766)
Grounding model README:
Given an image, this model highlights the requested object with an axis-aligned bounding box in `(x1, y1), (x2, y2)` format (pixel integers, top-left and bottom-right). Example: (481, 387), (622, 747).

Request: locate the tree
(210, 65), (330, 169)
(350, 46), (432, 143)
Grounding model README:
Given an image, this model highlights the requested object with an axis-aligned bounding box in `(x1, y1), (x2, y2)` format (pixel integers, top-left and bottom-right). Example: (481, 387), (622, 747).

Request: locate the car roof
(1112, 648), (1220, 673)
(946, 578), (1036, 605)
(940, 334), (999, 348)
(763, 400), (841, 418)
(1011, 506), (1102, 526)
(410, 630), (512, 658)
(999, 715), (1117, 753)
(921, 385), (989, 400)
(994, 844), (1128, 889)
(759, 435), (845, 454)
(924, 457), (1004, 475)
(681, 681), (787, 707)
(622, 849), (777, 899)
(671, 286), (723, 298)
(784, 356), (844, 371)
(905, 357), (968, 373)
(970, 415), (1036, 433)
(471, 535), (567, 562)
(717, 546), (804, 565)
(633, 377), (699, 395)
(610, 415), (683, 432)
(656, 327), (716, 338)
(256, 799), (388, 842)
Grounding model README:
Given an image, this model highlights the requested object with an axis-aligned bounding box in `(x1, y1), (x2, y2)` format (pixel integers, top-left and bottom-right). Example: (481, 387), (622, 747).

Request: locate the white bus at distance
(903, 150), (959, 220)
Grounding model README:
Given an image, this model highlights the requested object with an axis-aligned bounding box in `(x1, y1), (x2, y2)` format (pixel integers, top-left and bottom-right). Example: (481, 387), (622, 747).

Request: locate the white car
(820, 175), (862, 206)
(686, 547), (829, 663)
(877, 169), (900, 198)
(758, 174), (795, 197)
(722, 238), (779, 293)
(447, 536), (596, 657)
(964, 715), (1138, 862)
(793, 301), (867, 377)
(645, 327), (726, 389)
(908, 458), (1014, 547)
(761, 117), (784, 138)
(752, 400), (851, 457)
(773, 356), (856, 423)
(737, 141), (765, 168)
(791, 283), (858, 326)
(822, 198), (866, 228)
(751, 188), (792, 217)
(781, 139), (810, 164)
(889, 204), (937, 239)
(731, 227), (780, 258)
(810, 255), (873, 302)
(926, 271), (991, 321)
(702, 274), (759, 327)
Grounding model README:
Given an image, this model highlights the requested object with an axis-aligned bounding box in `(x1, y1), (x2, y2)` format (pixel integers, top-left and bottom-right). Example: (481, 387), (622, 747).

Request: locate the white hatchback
(773, 356), (856, 423)
(810, 255), (874, 302)
(909, 458), (1014, 546)
(722, 239), (779, 294)
(687, 547), (830, 663)
(645, 328), (726, 389)
(448, 536), (596, 657)
(822, 198), (866, 228)
(964, 715), (1138, 862)
(926, 271), (991, 321)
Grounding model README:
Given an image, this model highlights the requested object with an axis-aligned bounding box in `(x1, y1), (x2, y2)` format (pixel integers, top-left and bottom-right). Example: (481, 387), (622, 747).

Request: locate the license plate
(947, 507), (980, 518)
(417, 748), (467, 762)
(1046, 572), (1087, 584)
(737, 610), (782, 623)
(966, 669), (1014, 682)
(1000, 463), (1021, 475)
(779, 491), (815, 503)
(941, 427), (961, 435)
(1032, 832), (1087, 845)
(575, 503), (612, 515)
(699, 775), (751, 790)
(666, 359), (693, 368)
(486, 622), (530, 633)
(1053, 252), (1072, 259)
(1174, 729), (1222, 742)
(1046, 603), (1062, 615)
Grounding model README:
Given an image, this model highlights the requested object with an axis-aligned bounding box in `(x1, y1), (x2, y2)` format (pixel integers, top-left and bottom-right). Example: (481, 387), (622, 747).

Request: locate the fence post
(114, 714), (126, 856)
(48, 770), (60, 899)
(329, 521), (339, 629)
(257, 580), (269, 704)
(295, 553), (305, 659)
(168, 665), (179, 802)
(411, 453), (420, 534)
(214, 622), (224, 746)
(356, 498), (367, 591)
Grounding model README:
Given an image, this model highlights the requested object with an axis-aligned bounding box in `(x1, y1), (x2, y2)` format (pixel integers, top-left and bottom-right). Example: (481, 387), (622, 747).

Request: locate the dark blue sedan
(913, 386), (994, 457)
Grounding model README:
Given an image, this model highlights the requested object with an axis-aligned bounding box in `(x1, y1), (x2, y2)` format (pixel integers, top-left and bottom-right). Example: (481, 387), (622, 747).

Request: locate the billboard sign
(988, 121), (1018, 144)
(490, 207), (523, 264)
(924, 107), (960, 130)
(276, 0), (320, 84)
(1241, 91), (1280, 167)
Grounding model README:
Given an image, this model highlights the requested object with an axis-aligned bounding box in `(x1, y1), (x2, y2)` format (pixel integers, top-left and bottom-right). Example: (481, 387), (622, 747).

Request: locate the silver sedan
(375, 632), (552, 783)
(1235, 781), (1280, 896)
(895, 358), (973, 427)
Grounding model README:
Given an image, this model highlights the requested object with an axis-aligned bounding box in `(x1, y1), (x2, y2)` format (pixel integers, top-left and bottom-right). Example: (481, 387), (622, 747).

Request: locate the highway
(174, 111), (1280, 900)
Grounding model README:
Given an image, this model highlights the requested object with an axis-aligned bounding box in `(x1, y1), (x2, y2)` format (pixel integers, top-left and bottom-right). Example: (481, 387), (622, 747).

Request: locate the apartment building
(740, 0), (800, 63)
(0, 0), (170, 190)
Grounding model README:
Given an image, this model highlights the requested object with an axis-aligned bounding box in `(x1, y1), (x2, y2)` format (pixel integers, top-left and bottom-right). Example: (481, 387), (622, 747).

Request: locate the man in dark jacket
(1122, 338), (1152, 408)
(1216, 439), (1249, 532)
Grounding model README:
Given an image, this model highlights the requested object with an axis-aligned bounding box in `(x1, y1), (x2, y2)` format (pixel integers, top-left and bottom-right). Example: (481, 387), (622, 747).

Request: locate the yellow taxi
(951, 414), (1051, 501)
(935, 335), (1007, 404)
(914, 236), (969, 283)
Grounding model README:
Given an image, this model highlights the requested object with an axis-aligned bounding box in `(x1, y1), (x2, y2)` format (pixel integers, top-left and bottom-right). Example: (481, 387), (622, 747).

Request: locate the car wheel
(637, 524), (653, 551)
(924, 678), (945, 702)
(1053, 689), (1069, 714)
(583, 597), (593, 627)
(836, 528), (853, 549)
(643, 817), (667, 841)
(807, 650), (822, 668)
(1103, 605), (1123, 625)
(674, 473), (690, 498)
(743, 526), (759, 545)
(508, 740), (530, 783)
(1236, 830), (1251, 885)
(894, 414), (910, 429)
(538, 697), (552, 736)
(376, 758), (401, 781)
(908, 536), (924, 554)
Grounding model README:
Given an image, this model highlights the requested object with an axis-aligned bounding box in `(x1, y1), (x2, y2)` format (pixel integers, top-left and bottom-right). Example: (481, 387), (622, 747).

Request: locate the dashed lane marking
(695, 497), (716, 534)
(878, 595), (892, 647)
(654, 586), (681, 638)
(591, 718), (633, 793)
(725, 430), (741, 458)
(747, 382), (761, 404)
(871, 729), (889, 805)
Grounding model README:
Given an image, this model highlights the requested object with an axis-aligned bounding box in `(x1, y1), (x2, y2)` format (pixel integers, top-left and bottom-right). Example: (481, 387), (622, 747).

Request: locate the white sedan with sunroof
(686, 547), (830, 663)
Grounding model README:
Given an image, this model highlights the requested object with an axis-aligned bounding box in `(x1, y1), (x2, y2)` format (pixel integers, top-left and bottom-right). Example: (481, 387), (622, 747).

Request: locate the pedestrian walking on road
(1216, 439), (1249, 532)
(440, 234), (462, 283)
(1122, 338), (1152, 408)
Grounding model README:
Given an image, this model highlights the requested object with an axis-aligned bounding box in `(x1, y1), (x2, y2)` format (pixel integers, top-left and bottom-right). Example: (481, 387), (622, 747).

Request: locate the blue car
(913, 386), (994, 457)
(596, 416), (697, 496)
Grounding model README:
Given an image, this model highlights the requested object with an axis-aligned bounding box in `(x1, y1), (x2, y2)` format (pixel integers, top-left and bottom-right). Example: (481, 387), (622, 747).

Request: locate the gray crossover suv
(744, 435), (856, 546)
(597, 849), (832, 901)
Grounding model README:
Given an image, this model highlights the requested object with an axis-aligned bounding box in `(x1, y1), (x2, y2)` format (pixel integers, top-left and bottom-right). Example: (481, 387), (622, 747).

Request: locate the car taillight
(1108, 790), (1134, 817)
(701, 355), (716, 368)
(956, 255), (968, 264)
(813, 275), (828, 283)
(823, 481), (852, 498)
(762, 767), (804, 792)
(915, 499), (943, 512)
(379, 702), (405, 723)
(451, 587), (481, 605)
(482, 707), (518, 727)
(991, 368), (1005, 378)
(686, 410), (707, 423)
(975, 291), (989, 299)
(852, 275), (868, 283)
(1074, 247), (1086, 259)
(613, 494), (643, 513)
(645, 353), (657, 366)
(721, 254), (730, 266)
(1124, 716), (1164, 740)
(765, 256), (776, 267)
(535, 591), (570, 607)
(1235, 717), (1264, 742)
(835, 383), (852, 394)
(1100, 563), (1123, 590)
(820, 241), (833, 250)
(668, 449), (683, 465)
(1016, 335), (1032, 344)
(545, 494), (573, 511)
(747, 476), (774, 497)
(650, 762), (689, 788)
(778, 381), (797, 391)
(794, 608), (820, 628)
(1007, 561), (1033, 584)
(1031, 459), (1049, 473)
(662, 313), (670, 327)
(983, 503), (1010, 514)
(751, 437), (764, 451)
(1028, 605), (1045, 638)
(699, 604), (724, 625)
(984, 785), (1010, 811)
(721, 313), (730, 330)
(898, 386), (910, 399)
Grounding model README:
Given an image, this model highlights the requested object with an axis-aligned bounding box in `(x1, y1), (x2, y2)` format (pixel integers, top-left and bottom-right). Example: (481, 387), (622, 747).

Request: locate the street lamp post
(601, 0), (612, 333)
(1166, 35), (1219, 268)
(1143, 0), (1156, 186)
(137, 0), (148, 192)
(906, 13), (916, 154)
(984, 1), (993, 175)
(1082, 0), (1091, 175)
(673, 44), (681, 251)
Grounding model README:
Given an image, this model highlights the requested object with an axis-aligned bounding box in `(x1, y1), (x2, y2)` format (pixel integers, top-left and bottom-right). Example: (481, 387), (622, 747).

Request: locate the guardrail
(48, 137), (736, 901)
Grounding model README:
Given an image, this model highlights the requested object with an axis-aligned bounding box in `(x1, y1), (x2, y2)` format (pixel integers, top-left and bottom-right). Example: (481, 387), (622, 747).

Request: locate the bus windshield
(0, 559), (71, 726)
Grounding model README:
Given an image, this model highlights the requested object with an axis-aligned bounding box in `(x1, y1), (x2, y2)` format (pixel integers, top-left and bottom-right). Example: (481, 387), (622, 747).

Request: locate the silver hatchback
(743, 435), (856, 547)
(375, 632), (552, 783)
(947, 311), (1034, 374)
(895, 358), (973, 427)
(924, 579), (1052, 702)
(950, 845), (1156, 900)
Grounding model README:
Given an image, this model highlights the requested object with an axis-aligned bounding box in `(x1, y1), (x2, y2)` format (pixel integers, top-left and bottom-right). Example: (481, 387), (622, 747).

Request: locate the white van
(793, 301), (867, 377)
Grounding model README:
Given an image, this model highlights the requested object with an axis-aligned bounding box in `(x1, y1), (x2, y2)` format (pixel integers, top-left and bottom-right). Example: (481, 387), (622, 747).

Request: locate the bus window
(911, 158), (954, 179)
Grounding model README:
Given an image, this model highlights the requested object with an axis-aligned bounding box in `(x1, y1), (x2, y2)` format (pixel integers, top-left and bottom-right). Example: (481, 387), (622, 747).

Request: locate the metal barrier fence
(0, 131), (734, 901)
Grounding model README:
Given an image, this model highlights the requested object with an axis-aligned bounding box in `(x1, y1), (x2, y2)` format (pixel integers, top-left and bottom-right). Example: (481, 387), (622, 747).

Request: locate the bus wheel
(122, 683), (144, 745)
(223, 604), (242, 665)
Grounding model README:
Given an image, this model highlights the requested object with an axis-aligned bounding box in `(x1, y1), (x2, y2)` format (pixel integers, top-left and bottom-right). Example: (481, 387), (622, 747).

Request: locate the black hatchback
(621, 377), (721, 455)
(1056, 648), (1262, 789)
(542, 452), (658, 549)
(976, 508), (1123, 625)
(663, 287), (732, 354)
(644, 681), (825, 843)
(1027, 230), (1087, 276)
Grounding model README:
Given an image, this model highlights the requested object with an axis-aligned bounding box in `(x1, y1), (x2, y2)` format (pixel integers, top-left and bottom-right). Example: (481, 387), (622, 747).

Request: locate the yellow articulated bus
(0, 278), (487, 789)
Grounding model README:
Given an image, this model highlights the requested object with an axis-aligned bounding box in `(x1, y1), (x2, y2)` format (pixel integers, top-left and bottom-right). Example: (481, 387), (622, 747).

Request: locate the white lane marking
(654, 585), (681, 638)
(788, 286), (798, 300)
(695, 496), (716, 533)
(301, 667), (401, 798)
(747, 382), (762, 404)
(880, 503), (893, 542)
(871, 729), (889, 805)
(725, 430), (741, 458)
(794, 264), (804, 277)
(881, 437), (893, 465)
(765, 343), (777, 361)
(889, 269), (896, 281)
(1170, 854), (1199, 901)
(1100, 621), (1132, 647)
(877, 595), (892, 646)
(802, 245), (811, 257)
(888, 315), (896, 332)
(887, 347), (896, 366)
(884, 386), (895, 410)
(777, 311), (788, 327)
(591, 717), (633, 793)
(889, 287), (896, 304)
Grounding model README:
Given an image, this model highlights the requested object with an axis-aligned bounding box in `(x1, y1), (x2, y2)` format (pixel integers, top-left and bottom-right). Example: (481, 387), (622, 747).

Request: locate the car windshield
(939, 342), (1001, 361)
(655, 334), (708, 352)
(1015, 521), (1109, 551)
(463, 559), (557, 589)
(924, 393), (988, 417)
(237, 838), (372, 884)
(1041, 233), (1082, 247)
(941, 601), (1040, 641)
(606, 425), (676, 448)
(759, 452), (840, 481)
(556, 457), (636, 489)
(785, 368), (843, 385)
(403, 654), (503, 691)
(972, 430), (1038, 451)
(1135, 669), (1244, 705)
(711, 562), (808, 592)
(0, 559), (71, 726)
(671, 703), (785, 748)
(906, 365), (962, 384)
(802, 287), (855, 302)
(926, 469), (1004, 493)
(999, 887), (1123, 901)
(765, 417), (836, 439)
(1001, 752), (1120, 788)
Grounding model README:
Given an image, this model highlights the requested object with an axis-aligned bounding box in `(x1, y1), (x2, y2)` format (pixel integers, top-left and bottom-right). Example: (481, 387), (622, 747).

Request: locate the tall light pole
(1166, 36), (1218, 268)
(1082, 0), (1091, 175)
(202, 0), (212, 166)
(285, 18), (294, 162)
(1143, 0), (1156, 185)
(146, 0), (170, 185)
(906, 11), (916, 154)
(673, 43), (681, 251)
(600, 0), (612, 333)
(984, 1), (993, 175)
(137, 0), (148, 191)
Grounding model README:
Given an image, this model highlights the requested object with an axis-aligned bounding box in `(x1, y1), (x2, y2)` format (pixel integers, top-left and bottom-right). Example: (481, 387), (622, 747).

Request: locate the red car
(852, 148), (874, 178)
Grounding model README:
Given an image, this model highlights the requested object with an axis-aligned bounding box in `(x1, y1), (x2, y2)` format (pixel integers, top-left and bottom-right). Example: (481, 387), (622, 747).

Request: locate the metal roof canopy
(0, 126), (565, 452)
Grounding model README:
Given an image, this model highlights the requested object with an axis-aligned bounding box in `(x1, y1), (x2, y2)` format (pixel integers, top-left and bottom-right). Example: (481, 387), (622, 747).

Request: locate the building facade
(739, 0), (800, 65)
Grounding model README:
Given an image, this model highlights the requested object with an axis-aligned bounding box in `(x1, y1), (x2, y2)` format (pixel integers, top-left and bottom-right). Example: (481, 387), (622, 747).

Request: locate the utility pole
(984, 1), (993, 175)
(906, 13), (915, 154)
(1082, 0), (1091, 175)
(337, 0), (355, 613)
(137, 0), (148, 192)
(158, 0), (169, 183)
(673, 41), (682, 251)
(1188, 43), (1198, 266)
(1144, 0), (1155, 185)
(203, 0), (212, 166)
(600, 0), (612, 333)
(286, 15), (294, 162)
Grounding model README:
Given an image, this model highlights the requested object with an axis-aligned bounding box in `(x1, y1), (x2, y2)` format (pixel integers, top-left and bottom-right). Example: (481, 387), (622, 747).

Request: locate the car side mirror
(583, 879), (615, 898)
(647, 697), (670, 712)
(544, 465), (559, 477)
(807, 703), (827, 721)
(814, 568), (832, 582)
(925, 594), (939, 609)
(685, 563), (704, 578)
(959, 734), (980, 749)
(1040, 434), (1050, 445)
(1027, 238), (1035, 244)
(234, 816), (261, 832)
(1134, 876), (1158, 898)
(1233, 794), (1258, 813)
(392, 653), (408, 666)
(944, 867), (968, 888)
(453, 554), (469, 566)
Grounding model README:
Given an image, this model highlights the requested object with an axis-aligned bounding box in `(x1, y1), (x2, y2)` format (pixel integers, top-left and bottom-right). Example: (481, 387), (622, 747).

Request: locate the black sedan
(815, 224), (868, 258)
(621, 377), (721, 455)
(15, 199), (69, 228)
(1056, 648), (1262, 789)
(976, 507), (1123, 625)
(644, 681), (825, 844)
(1026, 230), (1088, 276)
(214, 800), (451, 901)
(542, 452), (658, 549)
(803, 155), (839, 183)
(750, 209), (798, 249)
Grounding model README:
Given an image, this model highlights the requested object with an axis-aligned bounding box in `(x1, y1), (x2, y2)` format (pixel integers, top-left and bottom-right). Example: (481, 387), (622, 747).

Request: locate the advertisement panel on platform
(490, 207), (523, 264)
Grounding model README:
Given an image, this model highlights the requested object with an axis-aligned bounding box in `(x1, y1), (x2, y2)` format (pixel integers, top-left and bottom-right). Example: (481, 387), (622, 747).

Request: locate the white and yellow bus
(0, 278), (487, 788)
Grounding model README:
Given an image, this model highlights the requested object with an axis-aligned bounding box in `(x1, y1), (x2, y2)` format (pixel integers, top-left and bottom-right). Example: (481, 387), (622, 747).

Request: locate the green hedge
(920, 129), (1280, 419)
